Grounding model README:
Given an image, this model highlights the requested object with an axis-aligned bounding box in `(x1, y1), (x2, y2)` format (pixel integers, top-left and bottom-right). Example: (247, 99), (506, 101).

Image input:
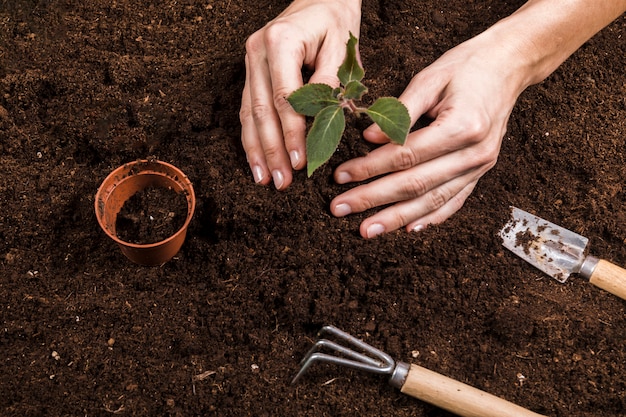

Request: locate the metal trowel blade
(499, 207), (589, 283)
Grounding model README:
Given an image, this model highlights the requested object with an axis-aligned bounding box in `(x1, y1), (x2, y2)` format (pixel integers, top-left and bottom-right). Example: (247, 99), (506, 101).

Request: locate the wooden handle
(399, 364), (546, 417)
(589, 259), (626, 300)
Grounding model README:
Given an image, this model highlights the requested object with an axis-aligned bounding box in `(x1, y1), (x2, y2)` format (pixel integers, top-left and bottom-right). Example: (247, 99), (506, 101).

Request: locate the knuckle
(282, 123), (304, 145)
(250, 99), (274, 123)
(396, 146), (421, 171)
(263, 21), (294, 49)
(361, 164), (379, 181)
(383, 206), (421, 232)
(430, 194), (466, 225)
(353, 158), (374, 179)
(245, 21), (296, 55)
(485, 137), (503, 162)
(245, 31), (265, 54)
(261, 142), (286, 162)
(352, 193), (376, 213)
(459, 114), (490, 143)
(481, 146), (500, 169)
(465, 141), (501, 170)
(403, 174), (430, 198)
(426, 186), (450, 212)
(273, 88), (295, 113)
(393, 212), (414, 230)
(239, 105), (252, 124)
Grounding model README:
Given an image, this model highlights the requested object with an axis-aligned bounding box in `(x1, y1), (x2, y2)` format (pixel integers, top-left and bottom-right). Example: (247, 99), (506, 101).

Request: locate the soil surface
(1, 1), (624, 416)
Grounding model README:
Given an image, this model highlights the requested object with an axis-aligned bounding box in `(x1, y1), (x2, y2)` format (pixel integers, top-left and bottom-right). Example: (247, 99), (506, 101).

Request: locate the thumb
(364, 66), (450, 144)
(363, 123), (390, 144)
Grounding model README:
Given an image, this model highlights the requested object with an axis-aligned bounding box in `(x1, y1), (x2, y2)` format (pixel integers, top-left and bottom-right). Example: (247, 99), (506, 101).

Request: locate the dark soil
(1, 1), (624, 416)
(116, 185), (188, 244)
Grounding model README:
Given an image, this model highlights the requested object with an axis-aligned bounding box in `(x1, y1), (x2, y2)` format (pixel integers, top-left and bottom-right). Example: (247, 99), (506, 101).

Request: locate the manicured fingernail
(289, 150), (301, 169)
(335, 171), (352, 184)
(412, 224), (425, 233)
(334, 203), (352, 217)
(272, 170), (284, 189)
(252, 165), (265, 183)
(366, 223), (385, 238)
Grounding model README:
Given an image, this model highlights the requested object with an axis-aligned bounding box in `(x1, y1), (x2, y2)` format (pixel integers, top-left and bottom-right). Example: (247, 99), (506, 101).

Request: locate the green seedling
(288, 33), (411, 176)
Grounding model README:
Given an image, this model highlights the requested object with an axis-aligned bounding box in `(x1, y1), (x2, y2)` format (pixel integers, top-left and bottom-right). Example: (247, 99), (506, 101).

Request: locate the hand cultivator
(293, 325), (546, 417)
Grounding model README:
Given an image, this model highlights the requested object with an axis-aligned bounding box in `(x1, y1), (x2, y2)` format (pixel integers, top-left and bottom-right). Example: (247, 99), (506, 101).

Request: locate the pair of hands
(240, 0), (524, 238)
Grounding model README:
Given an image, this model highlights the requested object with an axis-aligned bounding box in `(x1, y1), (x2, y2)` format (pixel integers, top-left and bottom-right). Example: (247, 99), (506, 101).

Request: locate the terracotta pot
(95, 159), (196, 266)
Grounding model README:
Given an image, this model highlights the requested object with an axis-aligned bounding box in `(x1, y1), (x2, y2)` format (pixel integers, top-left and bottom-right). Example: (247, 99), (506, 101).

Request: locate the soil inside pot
(115, 186), (188, 244)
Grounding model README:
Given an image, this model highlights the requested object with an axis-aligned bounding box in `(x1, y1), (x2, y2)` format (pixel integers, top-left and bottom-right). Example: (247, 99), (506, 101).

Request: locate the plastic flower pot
(95, 159), (196, 266)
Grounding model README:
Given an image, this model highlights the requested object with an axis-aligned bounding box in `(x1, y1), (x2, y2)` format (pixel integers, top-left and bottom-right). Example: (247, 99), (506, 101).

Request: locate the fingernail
(366, 223), (385, 238)
(272, 170), (284, 189)
(335, 171), (351, 184)
(334, 203), (352, 217)
(252, 165), (265, 183)
(289, 150), (301, 169)
(412, 224), (425, 233)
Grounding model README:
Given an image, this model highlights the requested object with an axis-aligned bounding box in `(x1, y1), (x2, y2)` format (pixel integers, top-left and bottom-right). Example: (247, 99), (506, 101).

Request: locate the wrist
(484, 0), (626, 89)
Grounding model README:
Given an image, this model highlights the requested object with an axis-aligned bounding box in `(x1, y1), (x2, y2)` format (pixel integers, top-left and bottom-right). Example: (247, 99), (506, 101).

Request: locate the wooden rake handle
(398, 363), (546, 417)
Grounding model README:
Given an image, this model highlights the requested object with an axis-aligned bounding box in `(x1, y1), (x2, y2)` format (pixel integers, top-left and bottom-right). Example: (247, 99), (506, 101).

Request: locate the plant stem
(341, 99), (368, 116)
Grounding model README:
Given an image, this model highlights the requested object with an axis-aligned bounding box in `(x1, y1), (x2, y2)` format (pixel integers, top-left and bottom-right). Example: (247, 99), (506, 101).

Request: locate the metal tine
(298, 338), (384, 367)
(318, 325), (395, 367)
(292, 325), (396, 384)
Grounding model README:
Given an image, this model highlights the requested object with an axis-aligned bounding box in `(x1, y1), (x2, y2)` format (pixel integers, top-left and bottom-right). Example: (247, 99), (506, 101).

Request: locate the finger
(308, 37), (350, 87)
(362, 69), (447, 144)
(336, 108), (495, 185)
(357, 174), (478, 239)
(246, 33), (293, 190)
(240, 55), (270, 185)
(331, 143), (494, 222)
(263, 24), (358, 171)
(406, 181), (477, 233)
(263, 23), (310, 171)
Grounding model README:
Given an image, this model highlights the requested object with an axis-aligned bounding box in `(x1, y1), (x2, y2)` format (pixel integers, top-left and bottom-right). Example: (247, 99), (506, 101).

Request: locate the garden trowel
(500, 206), (626, 300)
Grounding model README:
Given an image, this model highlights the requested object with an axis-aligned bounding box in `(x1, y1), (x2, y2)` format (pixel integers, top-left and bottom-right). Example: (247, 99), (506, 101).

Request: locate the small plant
(288, 33), (411, 176)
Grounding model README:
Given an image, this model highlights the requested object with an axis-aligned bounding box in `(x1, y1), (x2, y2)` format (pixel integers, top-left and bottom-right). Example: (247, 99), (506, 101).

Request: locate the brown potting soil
(116, 186), (188, 244)
(1, 1), (624, 416)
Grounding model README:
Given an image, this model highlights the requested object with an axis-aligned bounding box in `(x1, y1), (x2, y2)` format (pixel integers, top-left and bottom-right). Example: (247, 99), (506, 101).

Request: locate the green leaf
(288, 84), (338, 116)
(337, 32), (364, 85)
(306, 105), (346, 176)
(343, 80), (368, 101)
(365, 97), (411, 145)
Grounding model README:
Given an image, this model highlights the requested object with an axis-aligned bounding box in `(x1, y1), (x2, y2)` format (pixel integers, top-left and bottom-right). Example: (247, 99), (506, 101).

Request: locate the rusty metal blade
(499, 207), (589, 283)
